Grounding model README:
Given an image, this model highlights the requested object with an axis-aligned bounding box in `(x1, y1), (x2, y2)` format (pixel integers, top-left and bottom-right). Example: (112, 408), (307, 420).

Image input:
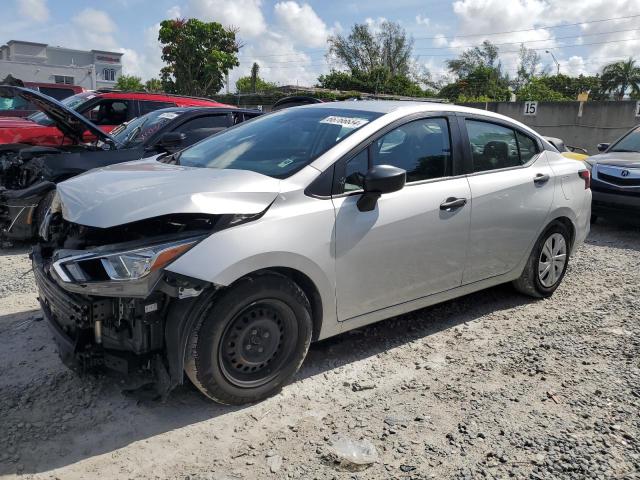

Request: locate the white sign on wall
(523, 101), (538, 116)
(635, 101), (640, 117)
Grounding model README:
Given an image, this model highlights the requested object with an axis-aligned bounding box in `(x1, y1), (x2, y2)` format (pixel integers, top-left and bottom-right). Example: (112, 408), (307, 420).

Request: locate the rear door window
(466, 120), (523, 172)
(83, 100), (131, 125)
(173, 114), (231, 145)
(139, 100), (176, 115)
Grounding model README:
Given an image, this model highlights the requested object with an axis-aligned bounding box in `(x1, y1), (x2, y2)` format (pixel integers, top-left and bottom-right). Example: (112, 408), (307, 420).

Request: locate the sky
(3, 0), (640, 90)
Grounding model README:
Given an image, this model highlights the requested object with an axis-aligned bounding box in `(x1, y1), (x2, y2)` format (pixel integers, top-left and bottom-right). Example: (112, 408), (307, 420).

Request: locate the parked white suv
(34, 101), (591, 404)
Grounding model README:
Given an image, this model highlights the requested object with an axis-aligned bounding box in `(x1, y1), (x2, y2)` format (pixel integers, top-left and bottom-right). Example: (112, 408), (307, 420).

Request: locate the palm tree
(601, 58), (640, 100)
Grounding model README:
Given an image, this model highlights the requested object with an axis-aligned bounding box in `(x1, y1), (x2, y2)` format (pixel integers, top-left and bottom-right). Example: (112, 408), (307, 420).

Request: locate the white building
(0, 40), (123, 89)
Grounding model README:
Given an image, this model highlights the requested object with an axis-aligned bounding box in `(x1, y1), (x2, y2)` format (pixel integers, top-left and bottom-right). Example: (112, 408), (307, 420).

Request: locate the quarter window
(371, 118), (451, 183)
(344, 149), (369, 192)
(466, 120), (538, 172)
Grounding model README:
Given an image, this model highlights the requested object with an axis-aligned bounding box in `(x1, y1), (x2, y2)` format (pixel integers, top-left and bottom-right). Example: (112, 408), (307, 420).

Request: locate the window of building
(102, 69), (116, 82)
(54, 75), (74, 85)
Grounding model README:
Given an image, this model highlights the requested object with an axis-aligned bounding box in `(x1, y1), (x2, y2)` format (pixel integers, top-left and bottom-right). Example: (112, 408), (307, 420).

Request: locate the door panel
(463, 155), (554, 284)
(333, 177), (471, 321)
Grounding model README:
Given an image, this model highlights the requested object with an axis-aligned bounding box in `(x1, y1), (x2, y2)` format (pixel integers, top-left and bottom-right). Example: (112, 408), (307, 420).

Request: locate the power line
(249, 36), (640, 68)
(237, 13), (640, 60)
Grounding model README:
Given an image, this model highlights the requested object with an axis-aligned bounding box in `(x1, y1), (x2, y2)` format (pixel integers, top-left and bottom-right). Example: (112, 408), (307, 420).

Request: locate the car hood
(0, 116), (40, 128)
(588, 152), (640, 168)
(0, 86), (113, 145)
(56, 157), (282, 228)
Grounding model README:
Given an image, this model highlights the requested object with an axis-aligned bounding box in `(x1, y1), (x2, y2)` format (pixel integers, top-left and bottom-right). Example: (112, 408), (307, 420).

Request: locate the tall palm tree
(601, 58), (640, 100)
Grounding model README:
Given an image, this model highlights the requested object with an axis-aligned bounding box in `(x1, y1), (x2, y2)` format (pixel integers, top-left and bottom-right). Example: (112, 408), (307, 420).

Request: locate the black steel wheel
(184, 273), (312, 405)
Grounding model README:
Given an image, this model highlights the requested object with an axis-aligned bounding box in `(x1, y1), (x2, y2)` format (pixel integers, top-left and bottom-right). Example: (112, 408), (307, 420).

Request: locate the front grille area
(598, 171), (640, 187)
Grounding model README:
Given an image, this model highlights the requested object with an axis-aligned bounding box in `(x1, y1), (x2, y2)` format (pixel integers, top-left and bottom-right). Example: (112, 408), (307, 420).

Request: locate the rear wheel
(513, 222), (571, 298)
(184, 273), (312, 405)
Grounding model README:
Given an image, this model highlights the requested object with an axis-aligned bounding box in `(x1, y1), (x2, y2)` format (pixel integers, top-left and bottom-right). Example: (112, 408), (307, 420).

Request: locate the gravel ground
(0, 220), (639, 480)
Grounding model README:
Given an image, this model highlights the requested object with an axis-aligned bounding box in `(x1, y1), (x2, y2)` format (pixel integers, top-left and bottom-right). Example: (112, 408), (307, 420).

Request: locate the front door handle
(534, 173), (550, 185)
(440, 197), (467, 211)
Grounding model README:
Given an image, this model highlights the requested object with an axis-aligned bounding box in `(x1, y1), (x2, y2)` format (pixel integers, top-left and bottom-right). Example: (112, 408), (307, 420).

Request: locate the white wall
(0, 60), (95, 88)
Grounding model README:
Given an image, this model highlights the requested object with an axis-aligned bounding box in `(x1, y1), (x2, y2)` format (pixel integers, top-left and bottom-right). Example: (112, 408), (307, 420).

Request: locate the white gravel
(0, 220), (638, 480)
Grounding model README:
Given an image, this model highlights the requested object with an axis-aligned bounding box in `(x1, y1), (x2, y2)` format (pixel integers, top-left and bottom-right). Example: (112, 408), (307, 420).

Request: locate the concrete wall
(459, 101), (640, 155)
(0, 60), (95, 88)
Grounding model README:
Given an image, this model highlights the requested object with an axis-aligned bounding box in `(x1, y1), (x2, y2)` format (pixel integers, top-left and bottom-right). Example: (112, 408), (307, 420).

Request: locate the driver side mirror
(154, 131), (186, 151)
(357, 165), (406, 212)
(597, 143), (609, 152)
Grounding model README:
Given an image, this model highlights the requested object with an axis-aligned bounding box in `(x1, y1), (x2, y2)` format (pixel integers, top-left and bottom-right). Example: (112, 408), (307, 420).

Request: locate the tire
(34, 189), (56, 238)
(513, 222), (571, 298)
(184, 273), (313, 405)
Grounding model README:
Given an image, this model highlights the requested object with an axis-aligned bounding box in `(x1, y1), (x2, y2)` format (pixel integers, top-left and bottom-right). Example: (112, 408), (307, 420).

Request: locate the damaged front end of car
(33, 202), (263, 397)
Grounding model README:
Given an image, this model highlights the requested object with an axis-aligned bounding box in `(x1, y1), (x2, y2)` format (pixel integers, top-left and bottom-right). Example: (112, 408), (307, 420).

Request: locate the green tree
(158, 18), (240, 96)
(446, 40), (501, 78)
(327, 21), (414, 77)
(144, 78), (163, 92)
(601, 58), (640, 100)
(536, 74), (605, 100)
(235, 75), (277, 93)
(514, 44), (542, 91)
(115, 74), (144, 91)
(517, 78), (570, 101)
(439, 66), (510, 102)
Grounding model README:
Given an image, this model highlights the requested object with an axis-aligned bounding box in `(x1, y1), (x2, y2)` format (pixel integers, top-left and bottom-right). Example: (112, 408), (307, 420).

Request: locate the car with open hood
(0, 86), (260, 241)
(0, 86), (231, 147)
(587, 125), (640, 223)
(33, 101), (591, 405)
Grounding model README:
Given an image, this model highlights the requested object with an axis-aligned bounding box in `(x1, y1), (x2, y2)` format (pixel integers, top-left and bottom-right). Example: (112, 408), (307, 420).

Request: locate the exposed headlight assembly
(55, 237), (200, 283)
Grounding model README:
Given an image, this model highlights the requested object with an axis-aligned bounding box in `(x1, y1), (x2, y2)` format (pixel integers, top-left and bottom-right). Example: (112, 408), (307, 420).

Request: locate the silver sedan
(36, 101), (592, 404)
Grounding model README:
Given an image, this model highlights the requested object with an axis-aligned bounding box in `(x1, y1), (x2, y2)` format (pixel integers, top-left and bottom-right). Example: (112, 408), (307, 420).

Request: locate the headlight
(55, 237), (199, 283)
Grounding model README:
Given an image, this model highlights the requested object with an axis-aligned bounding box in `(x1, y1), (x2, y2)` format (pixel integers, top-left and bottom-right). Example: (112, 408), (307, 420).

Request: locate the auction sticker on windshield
(320, 116), (370, 129)
(159, 112), (179, 120)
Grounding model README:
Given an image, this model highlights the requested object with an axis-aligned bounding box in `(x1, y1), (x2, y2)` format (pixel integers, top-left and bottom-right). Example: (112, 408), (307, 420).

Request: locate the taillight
(578, 169), (590, 189)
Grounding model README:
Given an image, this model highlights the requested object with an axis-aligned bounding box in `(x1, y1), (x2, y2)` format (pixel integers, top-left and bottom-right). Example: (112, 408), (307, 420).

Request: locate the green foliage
(601, 58), (640, 100)
(327, 21), (413, 76)
(439, 66), (510, 102)
(530, 74), (604, 100)
(317, 67), (433, 97)
(516, 78), (570, 101)
(144, 78), (163, 93)
(158, 18), (240, 96)
(115, 74), (144, 91)
(235, 75), (277, 93)
(446, 41), (501, 78)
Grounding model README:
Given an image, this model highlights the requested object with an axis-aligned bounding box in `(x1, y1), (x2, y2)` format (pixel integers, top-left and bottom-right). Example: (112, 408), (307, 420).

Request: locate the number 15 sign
(524, 101), (538, 116)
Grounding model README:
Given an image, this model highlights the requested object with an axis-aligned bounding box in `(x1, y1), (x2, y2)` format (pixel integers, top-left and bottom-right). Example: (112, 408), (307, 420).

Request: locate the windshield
(27, 92), (96, 125)
(111, 109), (180, 147)
(610, 127), (640, 153)
(177, 107), (382, 178)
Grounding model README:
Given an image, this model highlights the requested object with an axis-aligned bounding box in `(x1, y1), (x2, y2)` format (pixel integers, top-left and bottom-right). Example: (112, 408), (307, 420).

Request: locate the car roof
(306, 100), (542, 137)
(149, 106), (260, 115)
(95, 91), (233, 107)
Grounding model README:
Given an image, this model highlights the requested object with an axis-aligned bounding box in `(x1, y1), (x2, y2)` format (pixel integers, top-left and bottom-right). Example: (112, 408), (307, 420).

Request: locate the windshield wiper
(609, 149), (640, 153)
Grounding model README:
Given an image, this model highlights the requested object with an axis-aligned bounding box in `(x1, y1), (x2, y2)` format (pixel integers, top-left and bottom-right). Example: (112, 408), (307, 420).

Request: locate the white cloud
(415, 15), (430, 26)
(70, 8), (119, 51)
(16, 0), (49, 23)
(166, 5), (182, 18)
(232, 31), (323, 88)
(274, 2), (329, 48)
(119, 24), (165, 80)
(433, 33), (448, 47)
(187, 0), (266, 37)
(449, 0), (640, 76)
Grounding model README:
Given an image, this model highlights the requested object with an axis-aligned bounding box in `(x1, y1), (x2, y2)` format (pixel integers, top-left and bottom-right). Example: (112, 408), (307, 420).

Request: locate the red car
(0, 90), (232, 147)
(0, 82), (85, 118)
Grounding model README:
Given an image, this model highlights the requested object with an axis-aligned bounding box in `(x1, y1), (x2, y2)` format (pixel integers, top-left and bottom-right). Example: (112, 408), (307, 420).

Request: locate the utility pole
(545, 50), (560, 75)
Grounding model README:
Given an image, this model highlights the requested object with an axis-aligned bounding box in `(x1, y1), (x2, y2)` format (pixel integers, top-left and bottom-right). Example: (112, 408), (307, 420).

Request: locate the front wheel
(513, 222), (571, 298)
(184, 273), (312, 405)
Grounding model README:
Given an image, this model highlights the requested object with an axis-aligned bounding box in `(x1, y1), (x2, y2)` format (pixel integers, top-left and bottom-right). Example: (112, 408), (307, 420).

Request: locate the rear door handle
(534, 173), (550, 185)
(440, 197), (467, 211)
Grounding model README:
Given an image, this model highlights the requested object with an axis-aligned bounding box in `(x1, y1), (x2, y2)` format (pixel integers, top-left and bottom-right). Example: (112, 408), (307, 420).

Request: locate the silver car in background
(34, 101), (591, 404)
